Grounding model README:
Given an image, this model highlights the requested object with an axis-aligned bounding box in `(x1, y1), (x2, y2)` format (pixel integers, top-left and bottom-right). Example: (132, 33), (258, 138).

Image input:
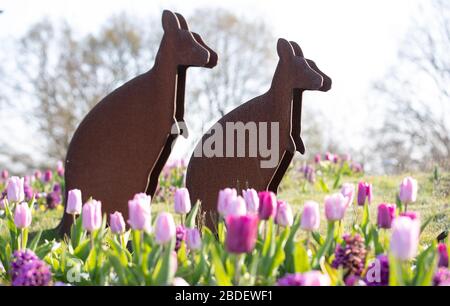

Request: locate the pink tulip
(155, 212), (176, 245)
(225, 214), (259, 254)
(400, 211), (420, 221)
(242, 189), (259, 214)
(186, 228), (202, 251)
(44, 170), (52, 183)
(399, 177), (418, 204)
(110, 211), (126, 234)
(357, 181), (373, 206)
(390, 216), (420, 261)
(226, 196), (247, 217)
(377, 203), (396, 229)
(82, 199), (102, 232)
(66, 189), (82, 215)
(128, 193), (152, 232)
(217, 188), (237, 217)
(314, 154), (321, 163)
(325, 152), (334, 162)
(324, 193), (347, 221)
(7, 176), (25, 202)
(301, 271), (331, 286)
(340, 183), (355, 207)
(301, 201), (320, 231)
(173, 277), (190, 286)
(276, 201), (293, 227)
(258, 191), (277, 220)
(174, 188), (191, 215)
(14, 202), (32, 229)
(34, 170), (42, 180)
(57, 161), (64, 177)
(1, 169), (8, 180)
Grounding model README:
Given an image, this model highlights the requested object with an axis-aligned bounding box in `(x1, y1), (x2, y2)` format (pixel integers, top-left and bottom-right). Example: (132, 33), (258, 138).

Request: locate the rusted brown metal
(58, 10), (217, 235)
(186, 39), (331, 230)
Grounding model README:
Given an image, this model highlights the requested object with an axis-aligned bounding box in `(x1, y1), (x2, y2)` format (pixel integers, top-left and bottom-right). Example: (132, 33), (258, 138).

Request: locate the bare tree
(373, 0), (450, 173)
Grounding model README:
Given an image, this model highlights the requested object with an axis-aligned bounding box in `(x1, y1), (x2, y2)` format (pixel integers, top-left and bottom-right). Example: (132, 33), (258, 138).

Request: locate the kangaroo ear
(174, 12), (189, 30)
(277, 38), (295, 60)
(289, 41), (304, 57)
(162, 10), (180, 33)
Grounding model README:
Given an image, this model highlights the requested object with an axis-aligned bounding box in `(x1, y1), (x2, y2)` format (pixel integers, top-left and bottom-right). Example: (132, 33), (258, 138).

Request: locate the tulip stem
(234, 254), (244, 285)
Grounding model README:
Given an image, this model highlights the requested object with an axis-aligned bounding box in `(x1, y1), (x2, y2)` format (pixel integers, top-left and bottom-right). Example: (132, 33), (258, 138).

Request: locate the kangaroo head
(276, 38), (323, 90)
(162, 10), (211, 67)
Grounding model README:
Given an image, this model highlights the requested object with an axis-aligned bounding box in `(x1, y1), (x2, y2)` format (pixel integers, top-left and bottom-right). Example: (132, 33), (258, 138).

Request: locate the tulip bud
(34, 170), (42, 180)
(377, 203), (396, 229)
(110, 211), (126, 234)
(399, 177), (418, 204)
(325, 193), (347, 221)
(1, 169), (8, 180)
(7, 176), (25, 202)
(437, 243), (448, 268)
(82, 199), (102, 232)
(340, 183), (355, 207)
(14, 202), (32, 229)
(226, 196), (247, 217)
(66, 189), (82, 215)
(225, 214), (259, 254)
(43, 170), (52, 183)
(276, 201), (293, 227)
(174, 188), (191, 215)
(155, 212), (176, 245)
(301, 201), (320, 231)
(128, 193), (152, 232)
(186, 228), (202, 251)
(390, 216), (419, 261)
(217, 188), (237, 217)
(57, 161), (64, 177)
(242, 189), (259, 214)
(258, 191), (277, 220)
(357, 181), (373, 206)
(314, 154), (321, 163)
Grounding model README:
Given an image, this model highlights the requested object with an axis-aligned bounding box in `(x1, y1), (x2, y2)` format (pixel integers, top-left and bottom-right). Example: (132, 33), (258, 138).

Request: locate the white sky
(0, 0), (426, 168)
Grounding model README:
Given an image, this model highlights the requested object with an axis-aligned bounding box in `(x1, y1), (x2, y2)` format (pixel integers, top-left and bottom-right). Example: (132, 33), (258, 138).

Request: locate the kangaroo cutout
(186, 38), (328, 229)
(58, 10), (217, 235)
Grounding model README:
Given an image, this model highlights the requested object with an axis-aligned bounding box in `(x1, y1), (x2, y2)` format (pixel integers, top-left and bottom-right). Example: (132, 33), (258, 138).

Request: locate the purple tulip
(340, 183), (355, 207)
(186, 228), (202, 251)
(110, 211), (126, 234)
(258, 191), (277, 220)
(174, 188), (191, 215)
(154, 212), (176, 245)
(175, 225), (186, 251)
(314, 154), (321, 163)
(275, 200), (293, 227)
(377, 203), (396, 229)
(225, 214), (259, 254)
(82, 199), (102, 232)
(324, 193), (348, 221)
(357, 181), (373, 206)
(7, 176), (25, 202)
(301, 201), (320, 231)
(390, 216), (420, 261)
(242, 189), (259, 215)
(43, 170), (52, 183)
(217, 188), (237, 217)
(57, 161), (64, 177)
(399, 177), (418, 204)
(438, 243), (448, 268)
(23, 184), (34, 201)
(66, 189), (82, 215)
(14, 202), (32, 229)
(128, 193), (151, 232)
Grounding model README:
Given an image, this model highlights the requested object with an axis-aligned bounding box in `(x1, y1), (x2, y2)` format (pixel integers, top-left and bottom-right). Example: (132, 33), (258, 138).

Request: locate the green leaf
(413, 242), (437, 286)
(210, 243), (232, 286)
(154, 238), (176, 285)
(318, 178), (330, 193)
(28, 230), (42, 251)
(294, 243), (310, 273)
(186, 201), (201, 229)
(312, 222), (335, 269)
(420, 215), (434, 235)
(266, 228), (289, 277)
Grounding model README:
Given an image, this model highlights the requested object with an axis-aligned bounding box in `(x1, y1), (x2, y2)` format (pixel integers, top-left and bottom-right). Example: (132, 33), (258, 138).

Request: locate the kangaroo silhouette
(58, 10), (217, 235)
(186, 38), (330, 229)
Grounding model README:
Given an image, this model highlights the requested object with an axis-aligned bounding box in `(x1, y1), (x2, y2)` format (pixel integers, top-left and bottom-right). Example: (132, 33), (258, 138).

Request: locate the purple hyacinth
(332, 234), (367, 277)
(46, 191), (61, 209)
(277, 273), (304, 286)
(175, 225), (186, 252)
(24, 184), (34, 201)
(10, 249), (52, 286)
(364, 254), (389, 286)
(433, 267), (450, 286)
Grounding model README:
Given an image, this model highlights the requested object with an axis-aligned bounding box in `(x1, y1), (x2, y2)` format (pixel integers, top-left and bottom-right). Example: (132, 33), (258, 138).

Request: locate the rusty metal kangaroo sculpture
(58, 10), (217, 235)
(186, 38), (329, 229)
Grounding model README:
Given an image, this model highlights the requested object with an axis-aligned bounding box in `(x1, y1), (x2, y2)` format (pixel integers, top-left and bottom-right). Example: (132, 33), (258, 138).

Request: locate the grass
(2, 165), (449, 245)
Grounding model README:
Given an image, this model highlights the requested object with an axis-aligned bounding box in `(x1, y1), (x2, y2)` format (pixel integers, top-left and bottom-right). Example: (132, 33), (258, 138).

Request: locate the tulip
(185, 228), (202, 251)
(242, 189), (259, 214)
(400, 211), (420, 221)
(390, 216), (419, 261)
(155, 212), (176, 245)
(14, 202), (32, 229)
(34, 170), (42, 180)
(276, 201), (293, 227)
(301, 201), (320, 231)
(173, 277), (190, 286)
(437, 243), (448, 268)
(340, 183), (355, 207)
(324, 193), (348, 221)
(258, 191), (277, 220)
(174, 188), (191, 215)
(217, 188), (237, 217)
(43, 170), (52, 183)
(314, 154), (321, 163)
(377, 203), (396, 229)
(325, 152), (334, 162)
(66, 189), (82, 215)
(1, 169), (8, 180)
(57, 161), (64, 177)
(226, 196), (247, 217)
(0, 198), (6, 210)
(7, 176), (25, 202)
(110, 212), (126, 234)
(357, 181), (373, 206)
(301, 271), (331, 286)
(399, 177), (418, 208)
(128, 193), (152, 232)
(82, 199), (102, 232)
(225, 214), (259, 254)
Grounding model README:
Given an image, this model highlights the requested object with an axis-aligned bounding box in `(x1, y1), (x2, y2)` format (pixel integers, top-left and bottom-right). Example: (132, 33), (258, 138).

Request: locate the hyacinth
(332, 234), (367, 276)
(46, 191), (61, 209)
(433, 267), (450, 286)
(10, 250), (52, 286)
(364, 254), (389, 286)
(175, 225), (186, 252)
(277, 273), (304, 286)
